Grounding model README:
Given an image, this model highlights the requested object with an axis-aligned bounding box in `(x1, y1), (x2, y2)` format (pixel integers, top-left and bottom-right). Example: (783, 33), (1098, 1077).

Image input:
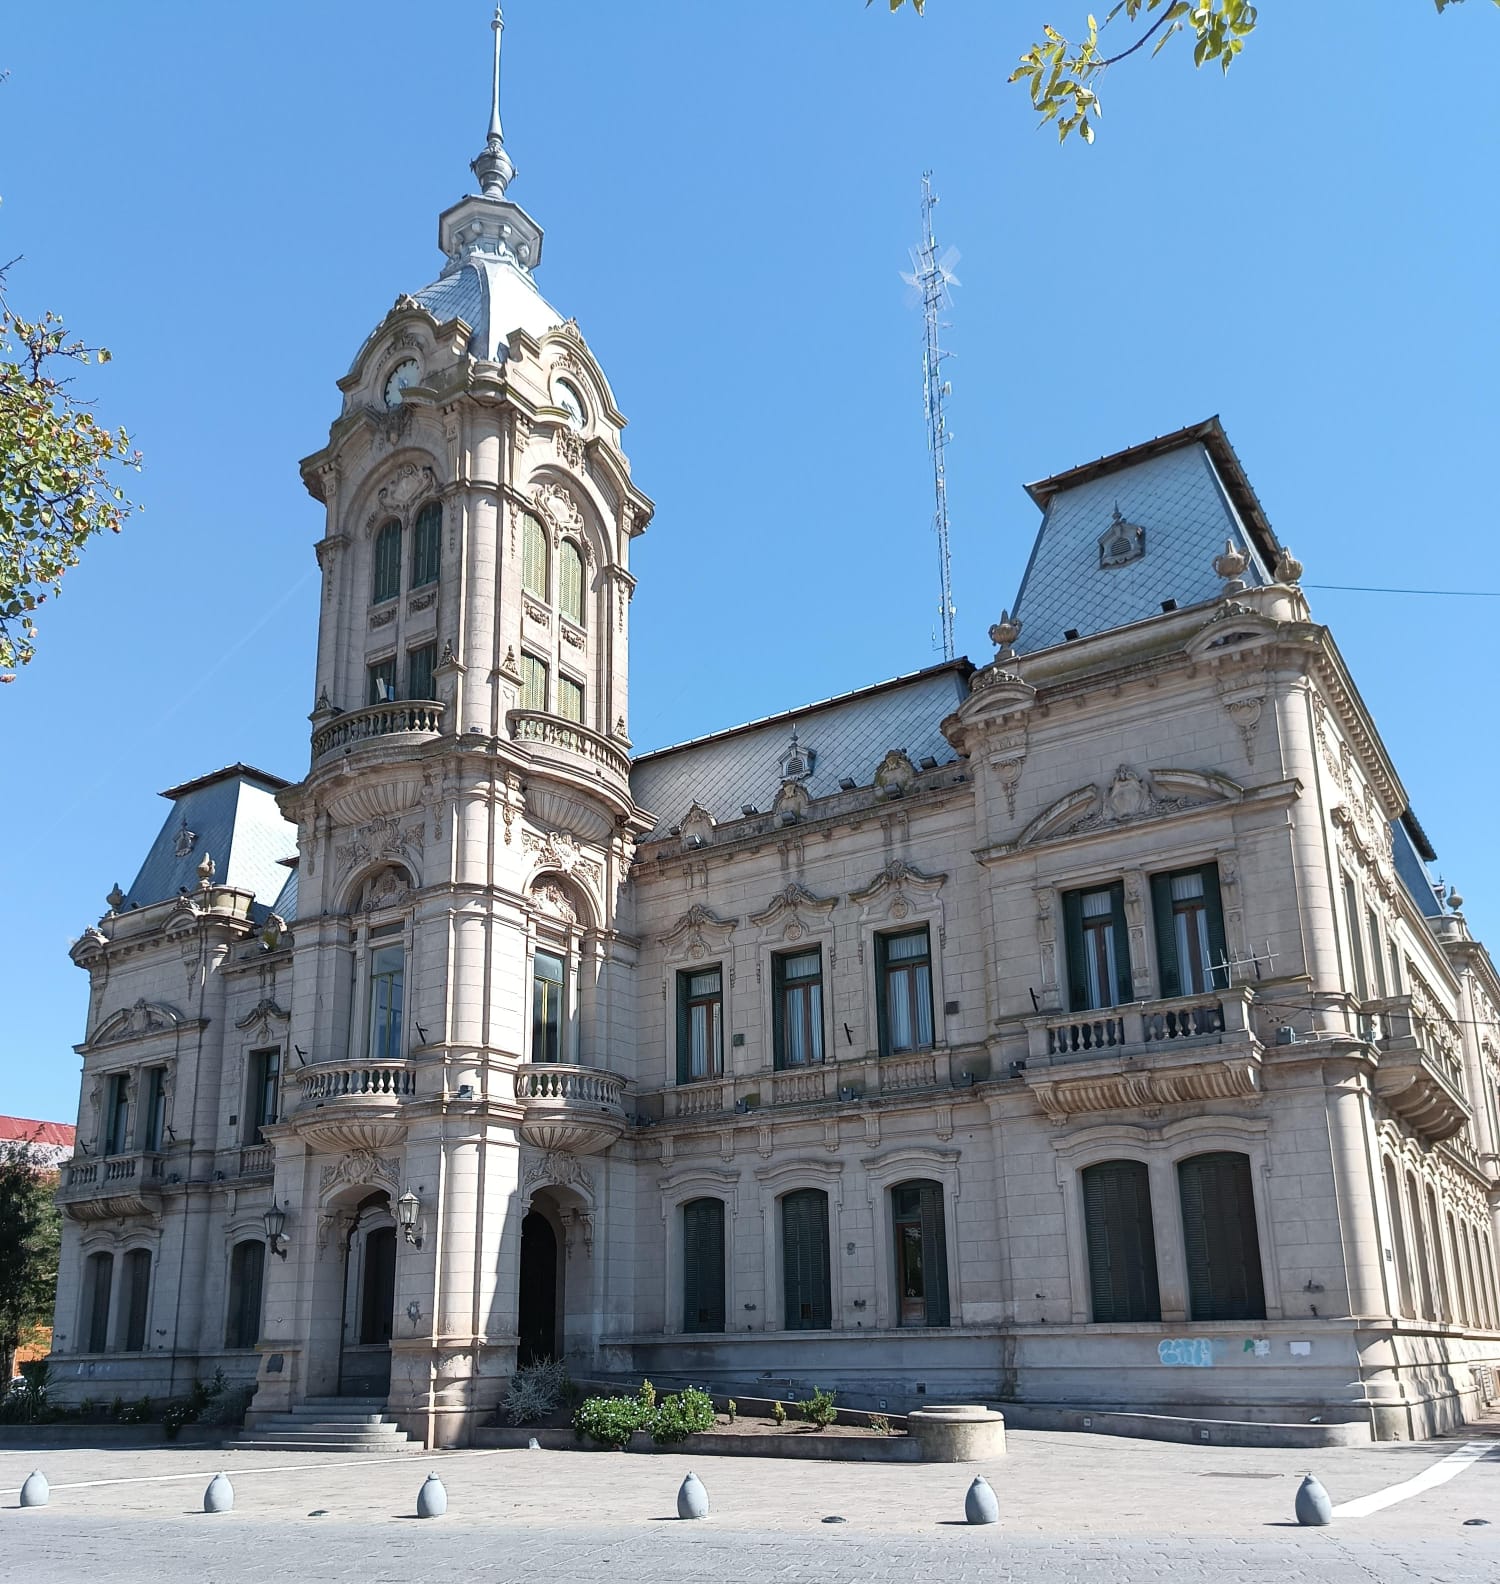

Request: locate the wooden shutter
(918, 1182), (951, 1327)
(1178, 1152), (1266, 1321)
(1108, 884), (1133, 1005)
(682, 1199), (726, 1333)
(1063, 890), (1090, 1011)
(1200, 866), (1229, 988)
(123, 1250), (151, 1352)
(771, 954), (788, 1069)
(1150, 874), (1182, 1000)
(782, 1189), (831, 1330)
(874, 932), (891, 1057)
(1082, 1160), (1162, 1323)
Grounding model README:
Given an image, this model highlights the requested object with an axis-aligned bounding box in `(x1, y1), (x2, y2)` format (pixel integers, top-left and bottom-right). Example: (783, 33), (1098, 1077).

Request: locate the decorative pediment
(88, 998), (184, 1049)
(235, 998), (290, 1041)
(750, 883), (837, 932)
(1017, 765), (1242, 849)
(659, 904), (738, 960)
(1183, 603), (1280, 660)
(521, 1149), (596, 1203)
(522, 826), (605, 894)
(771, 779), (811, 821)
(680, 803), (716, 848)
(849, 860), (947, 910)
(319, 1148), (400, 1199)
(874, 749), (917, 797)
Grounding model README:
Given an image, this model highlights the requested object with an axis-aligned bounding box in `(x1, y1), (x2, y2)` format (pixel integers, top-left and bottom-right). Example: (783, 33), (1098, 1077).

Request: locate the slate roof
(125, 767), (297, 912)
(270, 866), (299, 924)
(1010, 419), (1279, 655)
(630, 663), (971, 840)
(414, 256), (563, 363)
(1391, 819), (1443, 919)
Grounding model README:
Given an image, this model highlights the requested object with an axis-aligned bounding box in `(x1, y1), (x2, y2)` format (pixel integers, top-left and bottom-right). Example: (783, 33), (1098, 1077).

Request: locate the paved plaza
(3, 1426), (1498, 1582)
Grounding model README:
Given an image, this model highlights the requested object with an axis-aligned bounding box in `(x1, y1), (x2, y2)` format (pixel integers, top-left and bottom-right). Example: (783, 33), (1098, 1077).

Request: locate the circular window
(555, 379), (587, 433)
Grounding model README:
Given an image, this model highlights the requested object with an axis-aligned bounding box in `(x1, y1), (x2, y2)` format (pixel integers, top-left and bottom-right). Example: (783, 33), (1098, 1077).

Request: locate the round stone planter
(906, 1405), (1007, 1463)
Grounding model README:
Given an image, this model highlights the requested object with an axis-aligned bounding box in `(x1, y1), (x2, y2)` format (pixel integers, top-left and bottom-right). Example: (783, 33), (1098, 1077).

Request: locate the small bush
(117, 1396), (153, 1424)
(726, 1398), (737, 1424)
(161, 1402), (197, 1440)
(200, 1385), (255, 1428)
(574, 1394), (646, 1449)
(650, 1388), (716, 1445)
(867, 1412), (892, 1436)
(637, 1378), (657, 1412)
(502, 1359), (568, 1426)
(770, 1399), (786, 1426)
(797, 1387), (838, 1429)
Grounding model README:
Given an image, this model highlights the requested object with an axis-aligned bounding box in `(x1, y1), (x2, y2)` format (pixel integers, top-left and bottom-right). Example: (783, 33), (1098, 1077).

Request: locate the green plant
(199, 1384), (254, 1428)
(502, 1359), (568, 1426)
(726, 1398), (737, 1424)
(108, 1394), (126, 1420)
(574, 1393), (646, 1450)
(161, 1401), (197, 1440)
(868, 1412), (892, 1435)
(797, 1387), (838, 1429)
(650, 1387), (716, 1445)
(117, 1395), (152, 1424)
(637, 1378), (657, 1412)
(770, 1399), (786, 1426)
(78, 1396), (96, 1419)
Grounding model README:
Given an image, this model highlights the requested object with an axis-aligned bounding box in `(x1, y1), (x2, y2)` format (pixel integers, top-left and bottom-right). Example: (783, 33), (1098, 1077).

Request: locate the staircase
(234, 1397), (420, 1454)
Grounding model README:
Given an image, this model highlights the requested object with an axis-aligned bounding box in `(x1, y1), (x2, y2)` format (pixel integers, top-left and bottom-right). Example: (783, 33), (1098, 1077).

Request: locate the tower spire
(471, 4), (515, 198)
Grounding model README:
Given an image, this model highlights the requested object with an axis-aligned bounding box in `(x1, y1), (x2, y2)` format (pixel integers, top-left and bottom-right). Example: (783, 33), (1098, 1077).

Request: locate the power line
(1307, 583), (1500, 598)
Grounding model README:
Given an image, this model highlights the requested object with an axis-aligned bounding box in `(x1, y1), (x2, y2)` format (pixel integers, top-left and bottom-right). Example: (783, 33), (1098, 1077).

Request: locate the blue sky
(2, 1), (1497, 1123)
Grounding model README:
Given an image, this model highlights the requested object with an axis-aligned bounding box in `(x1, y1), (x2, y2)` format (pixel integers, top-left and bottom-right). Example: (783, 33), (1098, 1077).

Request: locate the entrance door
(340, 1218), (396, 1396)
(517, 1210), (559, 1365)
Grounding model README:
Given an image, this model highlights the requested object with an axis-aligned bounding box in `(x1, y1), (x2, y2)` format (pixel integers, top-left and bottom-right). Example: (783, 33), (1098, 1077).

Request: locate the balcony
(292, 1060), (418, 1151)
(1021, 988), (1262, 1119)
(58, 1152), (166, 1222)
(514, 1062), (627, 1155)
(507, 710), (632, 795)
(1371, 995), (1470, 1144)
(311, 699), (444, 764)
(658, 1047), (967, 1121)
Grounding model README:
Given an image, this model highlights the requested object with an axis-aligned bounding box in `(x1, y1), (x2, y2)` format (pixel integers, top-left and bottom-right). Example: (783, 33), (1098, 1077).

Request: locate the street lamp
(396, 1189), (423, 1248)
(262, 1205), (289, 1260)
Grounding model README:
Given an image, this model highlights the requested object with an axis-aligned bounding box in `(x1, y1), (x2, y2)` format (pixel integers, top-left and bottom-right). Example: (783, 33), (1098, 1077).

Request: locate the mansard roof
(630, 662), (971, 840)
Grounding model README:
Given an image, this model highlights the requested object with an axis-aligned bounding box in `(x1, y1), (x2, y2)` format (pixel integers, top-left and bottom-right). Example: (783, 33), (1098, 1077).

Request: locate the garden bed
(474, 1423), (921, 1462)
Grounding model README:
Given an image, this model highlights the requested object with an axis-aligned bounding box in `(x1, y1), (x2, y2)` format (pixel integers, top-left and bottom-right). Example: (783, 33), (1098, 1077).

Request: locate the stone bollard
(19, 1471), (49, 1508)
(677, 1471), (709, 1520)
(1295, 1474), (1333, 1527)
(528, 1437), (541, 1450)
(203, 1473), (234, 1514)
(416, 1472), (447, 1519)
(964, 1475), (1000, 1526)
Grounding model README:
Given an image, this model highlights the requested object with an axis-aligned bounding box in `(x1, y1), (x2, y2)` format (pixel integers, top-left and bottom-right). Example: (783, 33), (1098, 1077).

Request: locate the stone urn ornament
(416, 1471), (448, 1519)
(1213, 538), (1250, 595)
(203, 1472), (234, 1514)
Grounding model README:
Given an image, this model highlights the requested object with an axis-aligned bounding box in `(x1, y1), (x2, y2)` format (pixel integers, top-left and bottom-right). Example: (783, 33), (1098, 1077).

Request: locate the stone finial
(1447, 886), (1465, 913)
(1213, 538), (1250, 594)
(197, 852), (217, 889)
(106, 883), (126, 913)
(988, 610), (1022, 660)
(1273, 546), (1304, 585)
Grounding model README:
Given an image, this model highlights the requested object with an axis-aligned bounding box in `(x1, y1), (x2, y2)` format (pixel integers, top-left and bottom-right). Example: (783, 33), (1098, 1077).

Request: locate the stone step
(260, 1412), (391, 1425)
(235, 1436), (420, 1454)
(252, 1421), (410, 1436)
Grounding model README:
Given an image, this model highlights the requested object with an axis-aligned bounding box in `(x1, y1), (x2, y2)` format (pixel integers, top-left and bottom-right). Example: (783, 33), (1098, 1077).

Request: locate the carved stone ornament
(750, 882), (837, 931)
(555, 428), (586, 471)
(1220, 690), (1265, 764)
(197, 851), (217, 888)
(874, 749), (917, 797)
(357, 866), (412, 913)
(521, 1149), (595, 1201)
(659, 903), (738, 959)
(679, 803), (717, 848)
(234, 997), (289, 1041)
(523, 827), (604, 891)
(530, 878), (579, 923)
(335, 816), (425, 878)
(1017, 766), (1241, 849)
(533, 480), (585, 542)
(772, 779), (811, 821)
(1273, 546), (1304, 585)
(987, 609), (1022, 660)
(375, 463), (435, 517)
(88, 998), (184, 1047)
(1213, 537), (1251, 594)
(848, 860), (947, 911)
(320, 1149), (401, 1198)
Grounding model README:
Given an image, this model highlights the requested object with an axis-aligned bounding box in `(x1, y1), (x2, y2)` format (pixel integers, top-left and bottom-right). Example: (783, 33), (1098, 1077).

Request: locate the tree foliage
(874, 1), (1497, 143)
(0, 1136), (63, 1385)
(0, 275), (139, 681)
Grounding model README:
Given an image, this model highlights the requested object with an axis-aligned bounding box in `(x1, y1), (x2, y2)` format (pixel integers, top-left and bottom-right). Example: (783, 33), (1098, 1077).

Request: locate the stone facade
(49, 20), (1500, 1446)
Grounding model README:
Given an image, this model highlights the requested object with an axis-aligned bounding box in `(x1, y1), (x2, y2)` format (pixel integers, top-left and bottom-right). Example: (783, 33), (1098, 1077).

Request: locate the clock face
(383, 359), (420, 409)
(555, 379), (587, 432)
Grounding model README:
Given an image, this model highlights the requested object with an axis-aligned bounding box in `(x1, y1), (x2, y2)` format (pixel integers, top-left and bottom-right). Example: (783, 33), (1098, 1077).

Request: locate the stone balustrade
(296, 1061), (418, 1107)
(507, 709), (633, 787)
(513, 1061), (628, 1155)
(238, 1143), (275, 1176)
(1370, 993), (1471, 1144)
(58, 1152), (166, 1221)
(311, 699), (444, 762)
(1029, 991), (1236, 1063)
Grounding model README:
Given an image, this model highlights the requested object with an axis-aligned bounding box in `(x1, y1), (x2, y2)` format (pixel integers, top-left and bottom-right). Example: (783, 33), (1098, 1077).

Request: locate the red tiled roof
(0, 1116), (76, 1148)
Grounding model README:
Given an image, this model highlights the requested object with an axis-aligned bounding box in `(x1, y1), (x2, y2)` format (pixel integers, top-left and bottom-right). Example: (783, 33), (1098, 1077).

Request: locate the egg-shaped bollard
(964, 1474), (1000, 1526)
(677, 1471), (710, 1520)
(1295, 1474), (1333, 1527)
(527, 1437), (541, 1450)
(19, 1470), (49, 1508)
(416, 1472), (447, 1519)
(203, 1473), (234, 1514)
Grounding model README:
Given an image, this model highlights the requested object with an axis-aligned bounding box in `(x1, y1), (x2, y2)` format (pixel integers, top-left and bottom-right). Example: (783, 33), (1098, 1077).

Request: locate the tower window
(104, 1073), (130, 1156)
(407, 642), (438, 702)
(532, 950), (565, 1063)
(368, 656), (397, 706)
(367, 941), (404, 1062)
(522, 511), (549, 600)
(411, 502), (441, 589)
(521, 654), (548, 712)
(373, 520), (402, 604)
(559, 540), (585, 626)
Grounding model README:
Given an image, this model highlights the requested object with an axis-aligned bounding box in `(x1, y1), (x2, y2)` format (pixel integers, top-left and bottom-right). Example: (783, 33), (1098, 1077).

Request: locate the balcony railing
(58, 1152), (166, 1221)
(311, 699), (444, 762)
(507, 710), (633, 786)
(657, 1047), (960, 1121)
(238, 1143), (275, 1176)
(1028, 992), (1237, 1064)
(513, 1061), (627, 1156)
(1371, 994), (1470, 1144)
(296, 1061), (418, 1108)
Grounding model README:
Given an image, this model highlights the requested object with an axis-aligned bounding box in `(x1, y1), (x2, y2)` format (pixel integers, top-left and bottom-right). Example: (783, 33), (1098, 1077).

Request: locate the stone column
(1324, 1055), (1387, 1318)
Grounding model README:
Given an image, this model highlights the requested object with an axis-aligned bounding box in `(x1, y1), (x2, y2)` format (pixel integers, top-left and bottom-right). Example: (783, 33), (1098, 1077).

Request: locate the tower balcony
(58, 1152), (166, 1222)
(1370, 995), (1471, 1144)
(513, 1062), (627, 1155)
(507, 710), (632, 793)
(291, 1059), (418, 1151)
(311, 699), (445, 766)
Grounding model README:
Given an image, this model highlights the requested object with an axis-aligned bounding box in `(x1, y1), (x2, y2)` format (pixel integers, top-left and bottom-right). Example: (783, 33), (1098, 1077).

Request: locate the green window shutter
(1151, 874), (1181, 1000)
(782, 1189), (831, 1330)
(1063, 890), (1089, 1012)
(675, 973), (691, 1085)
(683, 1198), (726, 1333)
(411, 501), (441, 587)
(373, 520), (402, 604)
(1082, 1160), (1162, 1323)
(559, 540), (584, 626)
(918, 1182), (951, 1326)
(1109, 883), (1133, 1005)
(771, 954), (787, 1070)
(123, 1250), (151, 1352)
(522, 512), (549, 598)
(874, 933), (890, 1057)
(1178, 1152), (1266, 1322)
(1200, 865), (1229, 988)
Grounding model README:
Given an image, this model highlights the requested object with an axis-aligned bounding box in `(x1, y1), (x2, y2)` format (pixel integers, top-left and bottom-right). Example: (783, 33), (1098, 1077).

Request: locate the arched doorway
(518, 1209), (560, 1365)
(340, 1193), (397, 1396)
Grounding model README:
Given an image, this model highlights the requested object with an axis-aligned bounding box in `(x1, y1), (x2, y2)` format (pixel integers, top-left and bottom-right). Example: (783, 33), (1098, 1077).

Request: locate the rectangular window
(122, 1249), (151, 1352)
(1150, 865), (1228, 999)
(372, 521), (402, 604)
(532, 950), (565, 1063)
(557, 674), (584, 724)
(877, 928), (934, 1055)
(522, 511), (549, 599)
(104, 1073), (130, 1155)
(521, 653), (548, 713)
(682, 1197), (726, 1333)
(1343, 874), (1369, 998)
(773, 949), (824, 1069)
(367, 942), (404, 1061)
(367, 656), (397, 706)
(1366, 907), (1388, 998)
(407, 642), (438, 702)
(411, 502), (441, 588)
(892, 1180), (951, 1327)
(141, 1067), (167, 1153)
(677, 967), (724, 1083)
(248, 1048), (280, 1143)
(84, 1252), (113, 1353)
(781, 1188), (831, 1330)
(1063, 883), (1132, 1011)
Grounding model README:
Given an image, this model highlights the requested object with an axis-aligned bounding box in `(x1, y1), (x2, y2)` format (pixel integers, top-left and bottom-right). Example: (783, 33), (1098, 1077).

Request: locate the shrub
(161, 1401), (197, 1439)
(650, 1388), (716, 1445)
(770, 1399), (786, 1426)
(637, 1378), (657, 1412)
(574, 1393), (646, 1449)
(117, 1396), (152, 1424)
(502, 1359), (569, 1425)
(726, 1398), (737, 1424)
(867, 1412), (892, 1436)
(200, 1385), (255, 1428)
(797, 1387), (838, 1429)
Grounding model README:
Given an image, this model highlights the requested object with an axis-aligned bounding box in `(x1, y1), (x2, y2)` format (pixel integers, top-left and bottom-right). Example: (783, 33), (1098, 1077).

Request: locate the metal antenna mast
(904, 171), (959, 661)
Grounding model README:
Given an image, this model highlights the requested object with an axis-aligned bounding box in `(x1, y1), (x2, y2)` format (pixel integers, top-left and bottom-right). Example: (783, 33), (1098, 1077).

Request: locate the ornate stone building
(50, 12), (1500, 1446)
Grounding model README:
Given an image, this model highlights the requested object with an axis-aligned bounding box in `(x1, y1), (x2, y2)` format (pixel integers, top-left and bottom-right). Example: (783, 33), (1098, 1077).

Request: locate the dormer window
(1098, 505), (1145, 569)
(373, 520), (402, 603)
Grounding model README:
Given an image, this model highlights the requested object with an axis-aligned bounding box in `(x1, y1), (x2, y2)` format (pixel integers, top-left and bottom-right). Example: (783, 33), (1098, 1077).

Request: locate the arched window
(83, 1251), (113, 1353)
(122, 1249), (152, 1352)
(1447, 1212), (1471, 1325)
(1177, 1151), (1266, 1322)
(226, 1239), (266, 1349)
(411, 501), (441, 588)
(1384, 1159), (1415, 1318)
(682, 1198), (726, 1334)
(1427, 1185), (1452, 1321)
(891, 1180), (950, 1327)
(559, 539), (585, 626)
(372, 519), (402, 604)
(1081, 1159), (1161, 1323)
(1407, 1172), (1436, 1319)
(1465, 1224), (1487, 1330)
(522, 511), (549, 599)
(781, 1188), (831, 1331)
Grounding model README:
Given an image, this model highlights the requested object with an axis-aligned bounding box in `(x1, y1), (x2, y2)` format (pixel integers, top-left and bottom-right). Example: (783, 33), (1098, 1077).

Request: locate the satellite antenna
(901, 172), (960, 662)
